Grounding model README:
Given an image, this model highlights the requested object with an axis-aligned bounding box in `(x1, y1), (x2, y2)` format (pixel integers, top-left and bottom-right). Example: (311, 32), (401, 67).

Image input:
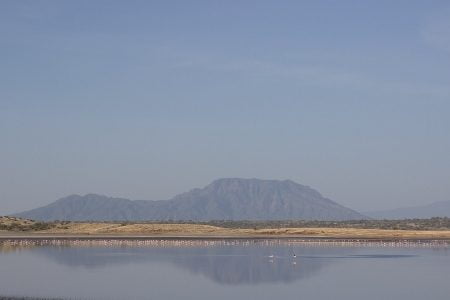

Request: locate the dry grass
(2, 217), (450, 239)
(0, 216), (36, 226)
(42, 222), (230, 235)
(248, 227), (450, 239)
(38, 223), (450, 239)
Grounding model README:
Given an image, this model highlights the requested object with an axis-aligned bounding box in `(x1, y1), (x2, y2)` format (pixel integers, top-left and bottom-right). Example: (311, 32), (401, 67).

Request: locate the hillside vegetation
(197, 218), (450, 231)
(2, 216), (450, 239)
(0, 216), (68, 232)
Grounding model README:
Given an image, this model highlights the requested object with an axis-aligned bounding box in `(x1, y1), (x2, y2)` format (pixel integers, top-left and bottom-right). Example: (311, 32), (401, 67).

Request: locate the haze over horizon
(2, 1), (450, 215)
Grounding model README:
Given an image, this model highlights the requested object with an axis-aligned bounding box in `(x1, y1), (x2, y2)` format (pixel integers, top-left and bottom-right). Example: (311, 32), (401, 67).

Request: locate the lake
(0, 238), (449, 299)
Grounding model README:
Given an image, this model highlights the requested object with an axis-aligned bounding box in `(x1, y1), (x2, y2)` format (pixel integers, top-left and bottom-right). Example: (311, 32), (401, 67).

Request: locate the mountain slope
(15, 178), (366, 221)
(366, 200), (450, 219)
(14, 194), (155, 221)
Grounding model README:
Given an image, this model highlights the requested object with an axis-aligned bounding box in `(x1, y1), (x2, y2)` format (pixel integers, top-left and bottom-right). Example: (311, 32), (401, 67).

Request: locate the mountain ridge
(15, 178), (366, 221)
(366, 200), (450, 219)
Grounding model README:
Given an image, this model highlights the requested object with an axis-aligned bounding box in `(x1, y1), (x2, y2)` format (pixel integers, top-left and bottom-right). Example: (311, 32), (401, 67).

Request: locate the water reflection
(1, 239), (446, 286)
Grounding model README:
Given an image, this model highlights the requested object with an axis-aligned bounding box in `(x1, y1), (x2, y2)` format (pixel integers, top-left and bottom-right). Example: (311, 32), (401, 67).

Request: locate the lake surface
(0, 238), (449, 300)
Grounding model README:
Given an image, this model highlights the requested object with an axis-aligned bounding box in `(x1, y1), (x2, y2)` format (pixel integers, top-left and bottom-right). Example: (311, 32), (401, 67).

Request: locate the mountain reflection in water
(0, 238), (439, 286)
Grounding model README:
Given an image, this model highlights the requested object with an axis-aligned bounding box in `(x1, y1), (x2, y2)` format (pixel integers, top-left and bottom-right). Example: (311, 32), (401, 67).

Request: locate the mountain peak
(15, 178), (366, 221)
(210, 178), (297, 185)
(207, 178), (310, 192)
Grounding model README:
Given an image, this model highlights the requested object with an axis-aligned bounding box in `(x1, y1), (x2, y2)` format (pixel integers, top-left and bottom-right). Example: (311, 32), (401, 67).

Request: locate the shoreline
(3, 220), (450, 241)
(2, 233), (450, 241)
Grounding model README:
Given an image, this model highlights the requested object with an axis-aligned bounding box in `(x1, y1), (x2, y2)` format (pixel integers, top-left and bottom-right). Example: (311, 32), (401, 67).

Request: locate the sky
(1, 0), (450, 214)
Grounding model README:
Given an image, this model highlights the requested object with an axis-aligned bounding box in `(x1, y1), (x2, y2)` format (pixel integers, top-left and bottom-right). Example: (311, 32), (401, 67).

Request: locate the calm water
(0, 239), (449, 300)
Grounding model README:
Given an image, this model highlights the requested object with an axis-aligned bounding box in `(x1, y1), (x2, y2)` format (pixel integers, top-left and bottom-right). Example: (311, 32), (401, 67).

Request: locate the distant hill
(15, 178), (366, 221)
(366, 200), (450, 219)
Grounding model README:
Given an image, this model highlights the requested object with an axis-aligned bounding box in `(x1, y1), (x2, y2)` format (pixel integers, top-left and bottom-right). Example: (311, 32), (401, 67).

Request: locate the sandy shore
(2, 223), (450, 240)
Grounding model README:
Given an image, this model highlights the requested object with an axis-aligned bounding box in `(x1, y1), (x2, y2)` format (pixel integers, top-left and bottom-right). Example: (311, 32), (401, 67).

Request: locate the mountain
(15, 178), (366, 221)
(366, 200), (450, 219)
(14, 194), (158, 221)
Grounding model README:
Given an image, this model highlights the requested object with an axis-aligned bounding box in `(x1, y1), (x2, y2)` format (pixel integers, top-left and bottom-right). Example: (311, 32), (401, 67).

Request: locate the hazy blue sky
(1, 0), (450, 214)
